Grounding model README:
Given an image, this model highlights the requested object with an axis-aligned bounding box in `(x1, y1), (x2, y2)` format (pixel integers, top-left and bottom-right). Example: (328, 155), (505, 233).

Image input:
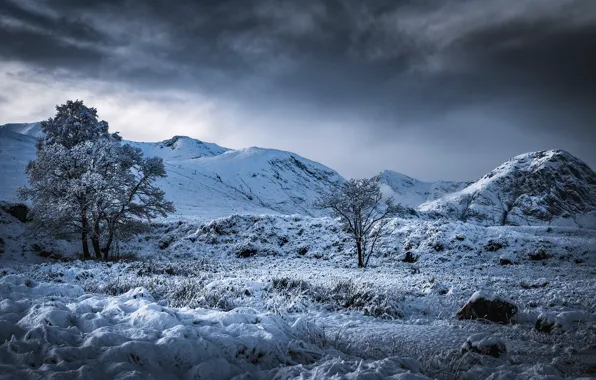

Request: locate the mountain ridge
(1, 123), (595, 228)
(418, 149), (596, 228)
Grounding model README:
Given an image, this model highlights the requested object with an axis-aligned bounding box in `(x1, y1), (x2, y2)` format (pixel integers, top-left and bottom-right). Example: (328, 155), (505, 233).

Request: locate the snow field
(2, 212), (596, 378)
(0, 273), (433, 379)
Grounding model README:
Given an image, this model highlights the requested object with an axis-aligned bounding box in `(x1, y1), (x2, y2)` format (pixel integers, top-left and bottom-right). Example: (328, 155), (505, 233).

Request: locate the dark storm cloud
(1, 0), (595, 179)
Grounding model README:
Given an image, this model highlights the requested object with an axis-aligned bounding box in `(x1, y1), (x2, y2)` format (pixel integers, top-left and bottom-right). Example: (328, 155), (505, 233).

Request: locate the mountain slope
(128, 135), (230, 161)
(0, 124), (343, 218)
(418, 150), (596, 228)
(379, 170), (468, 208)
(0, 129), (37, 201)
(0, 122), (43, 138)
(152, 146), (343, 218)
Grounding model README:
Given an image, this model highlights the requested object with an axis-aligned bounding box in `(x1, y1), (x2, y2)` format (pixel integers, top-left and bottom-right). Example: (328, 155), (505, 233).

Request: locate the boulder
(461, 333), (507, 358)
(0, 203), (30, 223)
(457, 291), (517, 324)
(536, 311), (593, 333)
(535, 312), (556, 333)
(499, 253), (516, 265)
(484, 240), (506, 252)
(402, 251), (417, 263)
(528, 250), (550, 261)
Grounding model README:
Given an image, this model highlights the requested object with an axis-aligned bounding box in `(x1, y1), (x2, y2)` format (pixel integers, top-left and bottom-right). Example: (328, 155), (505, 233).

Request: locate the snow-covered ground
(1, 208), (595, 379)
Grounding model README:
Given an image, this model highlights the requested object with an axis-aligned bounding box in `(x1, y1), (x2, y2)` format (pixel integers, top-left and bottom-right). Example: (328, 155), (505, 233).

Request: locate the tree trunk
(81, 210), (90, 259)
(102, 228), (114, 262)
(91, 220), (102, 259)
(356, 239), (364, 268)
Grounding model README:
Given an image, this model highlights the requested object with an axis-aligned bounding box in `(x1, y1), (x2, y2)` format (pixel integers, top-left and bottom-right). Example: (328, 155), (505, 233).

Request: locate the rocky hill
(418, 150), (596, 228)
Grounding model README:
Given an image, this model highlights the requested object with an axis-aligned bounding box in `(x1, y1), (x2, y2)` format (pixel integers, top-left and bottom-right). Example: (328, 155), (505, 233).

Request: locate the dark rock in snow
(461, 333), (508, 358)
(528, 250), (550, 261)
(499, 258), (514, 265)
(236, 243), (258, 258)
(402, 252), (417, 263)
(484, 240), (506, 252)
(457, 291), (517, 324)
(0, 203), (30, 223)
(535, 313), (556, 333)
(158, 235), (175, 250)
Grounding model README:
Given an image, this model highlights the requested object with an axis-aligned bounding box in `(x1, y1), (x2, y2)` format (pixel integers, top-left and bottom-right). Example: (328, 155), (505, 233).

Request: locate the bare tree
(315, 176), (400, 268)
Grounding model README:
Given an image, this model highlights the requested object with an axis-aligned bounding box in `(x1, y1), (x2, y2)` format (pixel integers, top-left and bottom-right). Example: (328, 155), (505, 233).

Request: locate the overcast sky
(1, 0), (595, 181)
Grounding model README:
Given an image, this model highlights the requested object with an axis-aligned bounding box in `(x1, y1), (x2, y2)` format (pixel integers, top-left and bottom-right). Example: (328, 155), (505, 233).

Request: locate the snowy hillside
(128, 135), (230, 161)
(418, 150), (596, 228)
(379, 170), (468, 208)
(0, 129), (37, 202)
(0, 122), (43, 138)
(0, 124), (344, 218)
(137, 145), (344, 218)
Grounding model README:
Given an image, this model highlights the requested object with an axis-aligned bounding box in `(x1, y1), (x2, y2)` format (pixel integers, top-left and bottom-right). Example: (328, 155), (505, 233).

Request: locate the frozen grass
(2, 213), (596, 378)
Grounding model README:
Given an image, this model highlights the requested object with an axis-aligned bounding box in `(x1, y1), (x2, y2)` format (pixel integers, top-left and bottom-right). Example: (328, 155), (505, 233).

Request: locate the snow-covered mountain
(128, 135), (230, 161)
(0, 122), (43, 138)
(379, 170), (468, 209)
(0, 123), (343, 218)
(418, 150), (596, 228)
(2, 123), (595, 227)
(0, 128), (38, 202)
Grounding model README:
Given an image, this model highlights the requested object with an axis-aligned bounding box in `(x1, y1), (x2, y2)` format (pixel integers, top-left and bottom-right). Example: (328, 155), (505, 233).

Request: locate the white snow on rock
(461, 332), (508, 357)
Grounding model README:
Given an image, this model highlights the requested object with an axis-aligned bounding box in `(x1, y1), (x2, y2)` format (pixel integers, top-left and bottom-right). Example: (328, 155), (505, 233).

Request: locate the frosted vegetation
(0, 102), (595, 379)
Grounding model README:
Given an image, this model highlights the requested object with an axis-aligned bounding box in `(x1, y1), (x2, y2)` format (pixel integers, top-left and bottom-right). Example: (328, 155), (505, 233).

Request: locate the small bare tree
(315, 176), (400, 268)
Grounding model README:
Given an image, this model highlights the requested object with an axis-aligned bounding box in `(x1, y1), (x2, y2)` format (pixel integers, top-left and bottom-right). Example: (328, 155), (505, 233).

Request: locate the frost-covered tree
(315, 177), (399, 268)
(19, 100), (174, 260)
(20, 101), (119, 258)
(90, 143), (175, 260)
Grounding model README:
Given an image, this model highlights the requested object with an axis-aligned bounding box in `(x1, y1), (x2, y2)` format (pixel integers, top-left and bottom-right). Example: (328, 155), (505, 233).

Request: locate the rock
(0, 203), (30, 223)
(461, 333), (508, 358)
(535, 311), (592, 333)
(235, 243), (258, 258)
(484, 240), (506, 252)
(535, 312), (556, 333)
(528, 250), (550, 261)
(499, 253), (516, 265)
(158, 235), (175, 250)
(520, 281), (549, 289)
(402, 251), (417, 263)
(297, 246), (308, 256)
(457, 291), (517, 324)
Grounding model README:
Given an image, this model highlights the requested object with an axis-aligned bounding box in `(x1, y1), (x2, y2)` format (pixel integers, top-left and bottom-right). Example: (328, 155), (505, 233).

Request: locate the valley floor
(1, 214), (595, 379)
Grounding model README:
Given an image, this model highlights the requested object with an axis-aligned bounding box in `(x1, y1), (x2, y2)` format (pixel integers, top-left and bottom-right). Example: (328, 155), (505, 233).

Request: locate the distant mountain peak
(378, 170), (469, 208)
